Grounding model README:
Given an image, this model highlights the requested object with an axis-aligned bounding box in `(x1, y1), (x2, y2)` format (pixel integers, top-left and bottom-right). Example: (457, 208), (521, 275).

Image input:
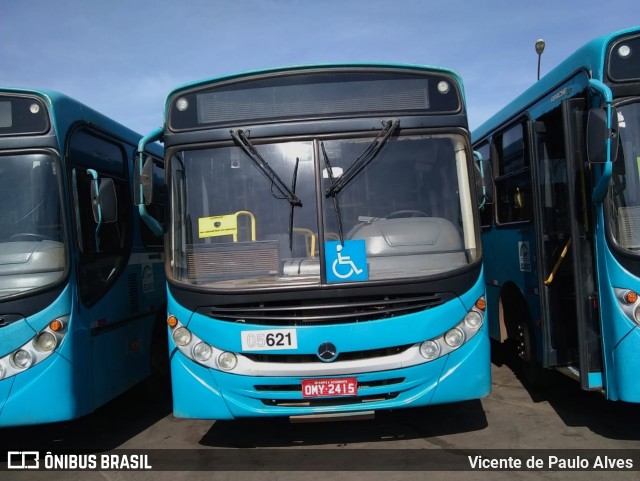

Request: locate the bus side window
(494, 123), (532, 224)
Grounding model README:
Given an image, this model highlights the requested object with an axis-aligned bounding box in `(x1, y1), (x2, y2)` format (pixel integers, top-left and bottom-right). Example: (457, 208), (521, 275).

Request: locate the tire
(503, 290), (544, 387)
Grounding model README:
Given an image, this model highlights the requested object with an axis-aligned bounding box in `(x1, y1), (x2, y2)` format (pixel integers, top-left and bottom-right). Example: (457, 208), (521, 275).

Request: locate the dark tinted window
(170, 70), (461, 129)
(68, 130), (126, 175)
(608, 35), (640, 82)
(0, 95), (49, 136)
(497, 124), (526, 175)
(495, 123), (532, 224)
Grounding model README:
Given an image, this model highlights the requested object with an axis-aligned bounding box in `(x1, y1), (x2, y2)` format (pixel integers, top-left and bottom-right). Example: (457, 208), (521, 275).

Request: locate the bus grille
(204, 293), (449, 326)
(254, 378), (405, 392)
(244, 345), (413, 364)
(261, 393), (400, 407)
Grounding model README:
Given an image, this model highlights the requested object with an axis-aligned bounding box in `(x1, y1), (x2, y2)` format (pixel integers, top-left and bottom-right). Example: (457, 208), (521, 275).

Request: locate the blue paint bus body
(473, 27), (640, 401)
(141, 64), (489, 420)
(0, 89), (165, 426)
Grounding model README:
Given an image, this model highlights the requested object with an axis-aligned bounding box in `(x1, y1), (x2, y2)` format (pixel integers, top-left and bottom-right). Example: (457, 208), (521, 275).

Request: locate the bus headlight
(0, 316), (68, 380)
(193, 342), (213, 362)
(170, 320), (239, 372)
(173, 327), (192, 347)
(622, 290), (639, 304)
(176, 97), (189, 111)
(11, 350), (33, 370)
(618, 44), (632, 59)
(464, 311), (483, 331)
(444, 328), (465, 348)
(614, 288), (640, 326)
(416, 297), (484, 363)
(167, 315), (179, 328)
(35, 331), (57, 352)
(437, 81), (450, 94)
(218, 352), (238, 371)
(420, 340), (440, 360)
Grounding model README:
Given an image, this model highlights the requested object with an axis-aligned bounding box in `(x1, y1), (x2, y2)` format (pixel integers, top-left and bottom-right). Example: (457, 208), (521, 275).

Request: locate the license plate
(240, 329), (297, 351)
(301, 378), (358, 398)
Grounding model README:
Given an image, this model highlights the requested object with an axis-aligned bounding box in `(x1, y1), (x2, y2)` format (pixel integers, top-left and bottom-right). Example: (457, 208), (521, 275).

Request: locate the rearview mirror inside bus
(134, 153), (154, 206)
(587, 107), (619, 164)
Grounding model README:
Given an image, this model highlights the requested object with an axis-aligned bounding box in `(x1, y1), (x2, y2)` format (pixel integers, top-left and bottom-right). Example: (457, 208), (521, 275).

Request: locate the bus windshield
(169, 132), (478, 289)
(0, 154), (66, 299)
(609, 101), (640, 254)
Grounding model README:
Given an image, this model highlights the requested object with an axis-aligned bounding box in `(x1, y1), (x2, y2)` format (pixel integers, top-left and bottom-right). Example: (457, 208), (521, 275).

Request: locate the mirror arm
(138, 205), (163, 237)
(588, 79), (614, 203)
(87, 168), (102, 252)
(137, 128), (164, 237)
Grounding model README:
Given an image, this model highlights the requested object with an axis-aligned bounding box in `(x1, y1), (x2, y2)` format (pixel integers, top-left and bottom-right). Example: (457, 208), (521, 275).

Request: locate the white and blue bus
(138, 64), (489, 420)
(473, 27), (640, 401)
(0, 89), (165, 426)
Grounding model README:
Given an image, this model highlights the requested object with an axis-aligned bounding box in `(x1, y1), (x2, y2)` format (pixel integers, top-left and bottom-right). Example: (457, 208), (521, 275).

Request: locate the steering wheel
(9, 233), (52, 242)
(386, 210), (429, 219)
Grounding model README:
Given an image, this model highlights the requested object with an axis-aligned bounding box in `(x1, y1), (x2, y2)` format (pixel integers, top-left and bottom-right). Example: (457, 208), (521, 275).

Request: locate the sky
(2, 1), (639, 135)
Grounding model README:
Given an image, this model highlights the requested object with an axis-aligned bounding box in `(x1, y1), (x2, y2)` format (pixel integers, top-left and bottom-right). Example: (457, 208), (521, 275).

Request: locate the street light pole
(536, 39), (546, 81)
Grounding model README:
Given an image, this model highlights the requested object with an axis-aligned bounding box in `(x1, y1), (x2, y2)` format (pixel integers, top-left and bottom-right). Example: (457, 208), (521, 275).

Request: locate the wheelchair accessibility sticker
(325, 240), (368, 283)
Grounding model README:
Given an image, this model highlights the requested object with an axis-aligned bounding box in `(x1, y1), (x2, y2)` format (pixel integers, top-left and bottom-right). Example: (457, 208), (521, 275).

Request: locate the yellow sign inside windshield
(198, 214), (238, 239)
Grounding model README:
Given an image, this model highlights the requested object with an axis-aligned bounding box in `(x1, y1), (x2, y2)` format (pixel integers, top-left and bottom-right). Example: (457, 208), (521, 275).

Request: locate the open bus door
(563, 98), (604, 390)
(528, 98), (603, 390)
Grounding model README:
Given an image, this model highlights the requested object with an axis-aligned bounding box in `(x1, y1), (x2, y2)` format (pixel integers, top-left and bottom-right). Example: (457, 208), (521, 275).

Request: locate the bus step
(556, 365), (580, 380)
(289, 411), (375, 423)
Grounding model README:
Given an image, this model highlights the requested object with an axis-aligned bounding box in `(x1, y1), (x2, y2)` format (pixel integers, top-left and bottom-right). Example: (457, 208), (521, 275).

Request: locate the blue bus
(138, 64), (489, 420)
(473, 27), (640, 401)
(0, 89), (166, 426)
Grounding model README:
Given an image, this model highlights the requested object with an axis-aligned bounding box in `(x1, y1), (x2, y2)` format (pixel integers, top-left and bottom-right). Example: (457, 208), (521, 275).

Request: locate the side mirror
(134, 153), (154, 206)
(98, 178), (117, 223)
(91, 177), (117, 224)
(473, 152), (494, 208)
(587, 107), (619, 164)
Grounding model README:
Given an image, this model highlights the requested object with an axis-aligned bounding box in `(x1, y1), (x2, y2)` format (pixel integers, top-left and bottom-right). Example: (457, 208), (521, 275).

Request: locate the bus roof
(0, 87), (162, 156)
(472, 26), (640, 143)
(164, 63), (466, 115)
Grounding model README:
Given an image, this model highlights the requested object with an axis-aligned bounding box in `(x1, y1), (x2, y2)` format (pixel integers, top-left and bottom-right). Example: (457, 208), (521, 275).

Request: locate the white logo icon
(8, 451), (40, 469)
(331, 244), (364, 279)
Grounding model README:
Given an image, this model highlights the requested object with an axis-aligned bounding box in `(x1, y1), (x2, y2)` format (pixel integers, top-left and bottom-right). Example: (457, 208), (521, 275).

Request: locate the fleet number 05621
(241, 329), (298, 351)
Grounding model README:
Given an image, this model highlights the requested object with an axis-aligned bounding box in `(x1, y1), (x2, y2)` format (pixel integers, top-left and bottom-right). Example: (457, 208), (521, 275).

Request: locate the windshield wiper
(325, 119), (399, 198)
(322, 119), (399, 244)
(321, 142), (345, 244)
(231, 129), (302, 253)
(288, 157), (300, 251)
(230, 129), (302, 208)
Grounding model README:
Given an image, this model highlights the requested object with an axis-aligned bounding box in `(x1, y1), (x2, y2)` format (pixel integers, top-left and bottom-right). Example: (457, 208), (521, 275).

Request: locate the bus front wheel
(502, 290), (543, 387)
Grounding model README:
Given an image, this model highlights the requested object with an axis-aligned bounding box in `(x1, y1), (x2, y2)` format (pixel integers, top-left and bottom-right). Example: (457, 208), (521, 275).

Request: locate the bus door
(563, 98), (603, 390)
(68, 128), (143, 407)
(529, 98), (603, 388)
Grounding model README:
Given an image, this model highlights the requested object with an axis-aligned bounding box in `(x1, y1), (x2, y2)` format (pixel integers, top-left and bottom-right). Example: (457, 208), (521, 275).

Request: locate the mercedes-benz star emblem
(317, 341), (338, 362)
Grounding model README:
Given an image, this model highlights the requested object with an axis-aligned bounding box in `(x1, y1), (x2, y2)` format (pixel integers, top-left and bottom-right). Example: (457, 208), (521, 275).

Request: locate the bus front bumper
(0, 352), (80, 427)
(169, 325), (490, 420)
